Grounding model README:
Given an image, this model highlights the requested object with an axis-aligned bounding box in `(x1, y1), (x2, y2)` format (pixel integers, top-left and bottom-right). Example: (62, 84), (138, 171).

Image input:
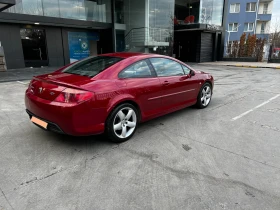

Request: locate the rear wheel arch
(107, 99), (142, 123)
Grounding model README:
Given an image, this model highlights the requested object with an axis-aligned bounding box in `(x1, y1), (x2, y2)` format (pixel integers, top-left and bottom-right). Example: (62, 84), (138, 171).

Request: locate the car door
(118, 59), (164, 119)
(149, 57), (195, 110)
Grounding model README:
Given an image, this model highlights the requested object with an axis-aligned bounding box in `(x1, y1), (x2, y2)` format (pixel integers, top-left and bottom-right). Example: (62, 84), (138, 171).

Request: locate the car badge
(50, 92), (55, 95)
(39, 87), (44, 94)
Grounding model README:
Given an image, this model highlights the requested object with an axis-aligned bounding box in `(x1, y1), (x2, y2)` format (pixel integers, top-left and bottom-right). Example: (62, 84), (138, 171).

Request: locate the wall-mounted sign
(68, 32), (99, 63)
(206, 24), (222, 31)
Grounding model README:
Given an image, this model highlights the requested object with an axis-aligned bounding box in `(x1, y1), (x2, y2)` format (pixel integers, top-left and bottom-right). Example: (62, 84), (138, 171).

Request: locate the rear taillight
(54, 88), (93, 104)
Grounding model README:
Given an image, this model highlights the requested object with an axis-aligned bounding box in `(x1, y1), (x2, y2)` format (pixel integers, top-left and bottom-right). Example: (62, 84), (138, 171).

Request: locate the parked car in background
(25, 52), (214, 142)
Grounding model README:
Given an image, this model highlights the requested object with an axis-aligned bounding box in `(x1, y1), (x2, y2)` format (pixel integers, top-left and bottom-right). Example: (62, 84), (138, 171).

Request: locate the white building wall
(258, 1), (273, 14)
(268, 1), (274, 13)
(256, 20), (271, 33)
(258, 3), (264, 14)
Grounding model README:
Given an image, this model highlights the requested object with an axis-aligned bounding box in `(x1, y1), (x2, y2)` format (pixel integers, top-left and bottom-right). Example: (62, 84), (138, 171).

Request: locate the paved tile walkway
(0, 67), (59, 82)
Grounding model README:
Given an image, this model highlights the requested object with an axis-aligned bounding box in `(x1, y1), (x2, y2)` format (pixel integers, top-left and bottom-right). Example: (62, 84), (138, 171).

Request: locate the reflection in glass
(4, 0), (112, 23)
(150, 57), (184, 76)
(149, 0), (174, 56)
(200, 0), (223, 25)
(174, 0), (224, 26)
(42, 0), (60, 17)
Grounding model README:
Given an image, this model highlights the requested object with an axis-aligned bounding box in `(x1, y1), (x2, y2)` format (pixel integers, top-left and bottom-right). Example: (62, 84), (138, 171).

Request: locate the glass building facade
(113, 0), (174, 56)
(174, 0), (224, 26)
(0, 0), (225, 69)
(199, 0), (224, 25)
(4, 0), (112, 22)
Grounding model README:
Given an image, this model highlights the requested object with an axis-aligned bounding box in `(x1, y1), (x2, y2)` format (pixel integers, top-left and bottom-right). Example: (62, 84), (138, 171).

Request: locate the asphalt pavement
(0, 64), (280, 210)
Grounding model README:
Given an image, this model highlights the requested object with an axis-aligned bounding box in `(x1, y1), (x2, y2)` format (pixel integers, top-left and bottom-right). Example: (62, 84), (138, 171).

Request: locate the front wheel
(105, 103), (138, 143)
(196, 83), (212, 109)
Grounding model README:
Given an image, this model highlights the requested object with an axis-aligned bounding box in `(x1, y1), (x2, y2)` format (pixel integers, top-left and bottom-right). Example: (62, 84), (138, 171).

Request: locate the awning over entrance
(0, 0), (15, 12)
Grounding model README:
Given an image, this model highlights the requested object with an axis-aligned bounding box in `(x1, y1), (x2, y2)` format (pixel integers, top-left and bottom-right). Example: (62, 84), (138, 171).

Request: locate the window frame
(230, 3), (240, 13)
(118, 59), (156, 79)
(261, 22), (266, 34)
(148, 57), (186, 77)
(228, 23), (238, 32)
(181, 64), (191, 75)
(244, 23), (254, 32)
(263, 3), (268, 14)
(246, 2), (256, 12)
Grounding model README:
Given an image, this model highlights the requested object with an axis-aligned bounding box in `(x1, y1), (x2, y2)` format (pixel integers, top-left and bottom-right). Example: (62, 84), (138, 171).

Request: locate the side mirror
(190, 70), (195, 77)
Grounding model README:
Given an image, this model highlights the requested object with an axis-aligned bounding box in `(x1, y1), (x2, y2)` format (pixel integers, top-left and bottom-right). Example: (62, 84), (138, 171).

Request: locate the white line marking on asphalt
(232, 94), (280, 121)
(17, 81), (28, 85)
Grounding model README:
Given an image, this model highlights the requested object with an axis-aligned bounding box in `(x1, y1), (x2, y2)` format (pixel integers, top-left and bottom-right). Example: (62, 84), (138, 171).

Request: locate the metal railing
(259, 9), (272, 14)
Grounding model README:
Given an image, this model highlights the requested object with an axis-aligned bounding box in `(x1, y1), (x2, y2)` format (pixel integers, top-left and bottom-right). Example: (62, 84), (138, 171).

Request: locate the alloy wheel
(113, 107), (137, 139)
(201, 85), (212, 107)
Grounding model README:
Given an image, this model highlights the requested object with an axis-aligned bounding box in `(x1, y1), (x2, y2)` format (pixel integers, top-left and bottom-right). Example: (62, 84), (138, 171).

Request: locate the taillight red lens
(54, 88), (93, 104)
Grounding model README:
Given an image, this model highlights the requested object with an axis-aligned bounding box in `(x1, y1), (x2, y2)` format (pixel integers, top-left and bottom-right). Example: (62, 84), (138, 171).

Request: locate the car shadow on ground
(40, 104), (208, 149)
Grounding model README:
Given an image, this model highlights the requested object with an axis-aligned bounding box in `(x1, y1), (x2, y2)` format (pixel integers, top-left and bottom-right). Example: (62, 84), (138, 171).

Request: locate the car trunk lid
(31, 73), (93, 101)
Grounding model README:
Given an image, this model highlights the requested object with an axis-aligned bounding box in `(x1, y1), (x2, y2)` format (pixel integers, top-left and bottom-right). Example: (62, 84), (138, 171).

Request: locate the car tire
(196, 82), (212, 109)
(105, 103), (139, 143)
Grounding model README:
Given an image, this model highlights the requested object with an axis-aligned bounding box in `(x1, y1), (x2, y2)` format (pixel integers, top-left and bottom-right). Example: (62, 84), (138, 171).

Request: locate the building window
(263, 3), (268, 14)
(244, 23), (254, 32)
(246, 3), (256, 12)
(261, 22), (266, 34)
(230, 3), (240, 13)
(228, 23), (238, 32)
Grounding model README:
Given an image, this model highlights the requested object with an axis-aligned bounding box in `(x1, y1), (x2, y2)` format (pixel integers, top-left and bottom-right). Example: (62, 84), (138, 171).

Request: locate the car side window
(182, 65), (191, 74)
(149, 58), (184, 77)
(119, 60), (153, 78)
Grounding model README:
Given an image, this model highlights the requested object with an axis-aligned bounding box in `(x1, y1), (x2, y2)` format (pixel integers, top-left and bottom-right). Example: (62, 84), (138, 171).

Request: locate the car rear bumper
(26, 109), (65, 134)
(25, 92), (107, 136)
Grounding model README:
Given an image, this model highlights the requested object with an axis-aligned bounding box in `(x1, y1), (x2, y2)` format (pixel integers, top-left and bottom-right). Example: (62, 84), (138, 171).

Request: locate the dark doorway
(174, 31), (200, 62)
(115, 0), (125, 24)
(97, 28), (114, 54)
(116, 30), (125, 52)
(20, 28), (48, 67)
(217, 33), (222, 61)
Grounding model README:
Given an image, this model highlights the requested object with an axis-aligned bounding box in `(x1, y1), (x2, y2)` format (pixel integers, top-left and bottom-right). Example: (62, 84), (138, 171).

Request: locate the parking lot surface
(0, 65), (280, 210)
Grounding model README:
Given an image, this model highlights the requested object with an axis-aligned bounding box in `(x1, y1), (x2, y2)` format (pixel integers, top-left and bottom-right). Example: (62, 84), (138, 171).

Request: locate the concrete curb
(226, 65), (280, 69)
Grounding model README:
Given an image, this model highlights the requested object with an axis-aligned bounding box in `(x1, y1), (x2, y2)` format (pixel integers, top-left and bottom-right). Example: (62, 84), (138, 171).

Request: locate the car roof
(100, 52), (152, 59)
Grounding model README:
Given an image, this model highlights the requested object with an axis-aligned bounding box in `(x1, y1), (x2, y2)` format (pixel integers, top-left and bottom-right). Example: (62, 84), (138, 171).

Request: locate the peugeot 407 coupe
(25, 53), (214, 142)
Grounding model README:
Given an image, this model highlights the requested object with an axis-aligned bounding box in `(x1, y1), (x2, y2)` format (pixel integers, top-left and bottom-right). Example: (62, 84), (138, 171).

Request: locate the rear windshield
(63, 56), (123, 77)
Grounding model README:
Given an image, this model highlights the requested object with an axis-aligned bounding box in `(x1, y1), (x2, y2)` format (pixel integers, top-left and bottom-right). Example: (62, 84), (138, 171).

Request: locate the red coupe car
(25, 53), (214, 142)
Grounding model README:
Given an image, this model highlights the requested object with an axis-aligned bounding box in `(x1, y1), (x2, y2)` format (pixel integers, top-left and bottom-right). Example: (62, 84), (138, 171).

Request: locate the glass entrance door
(20, 28), (48, 67)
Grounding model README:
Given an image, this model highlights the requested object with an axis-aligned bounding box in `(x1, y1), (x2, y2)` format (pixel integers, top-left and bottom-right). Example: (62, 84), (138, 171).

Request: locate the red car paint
(25, 52), (214, 136)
